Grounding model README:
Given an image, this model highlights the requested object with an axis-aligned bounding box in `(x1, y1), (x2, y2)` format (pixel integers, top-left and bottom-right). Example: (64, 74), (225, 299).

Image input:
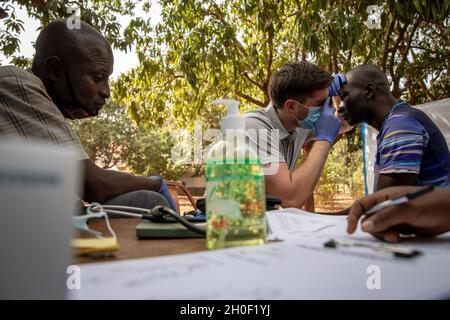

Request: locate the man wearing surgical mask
(244, 61), (349, 209)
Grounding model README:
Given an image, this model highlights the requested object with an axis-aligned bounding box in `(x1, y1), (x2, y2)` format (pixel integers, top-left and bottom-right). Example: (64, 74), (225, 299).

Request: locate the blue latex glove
(314, 97), (341, 145)
(329, 73), (347, 97)
(149, 175), (178, 213)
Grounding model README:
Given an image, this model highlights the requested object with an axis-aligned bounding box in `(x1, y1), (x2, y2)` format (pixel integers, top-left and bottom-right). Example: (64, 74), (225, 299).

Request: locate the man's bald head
(33, 19), (112, 72)
(345, 64), (391, 94)
(339, 64), (396, 126)
(32, 19), (113, 119)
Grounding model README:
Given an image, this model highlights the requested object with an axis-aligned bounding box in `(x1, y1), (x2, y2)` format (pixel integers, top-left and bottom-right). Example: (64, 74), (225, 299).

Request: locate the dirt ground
(314, 193), (355, 212)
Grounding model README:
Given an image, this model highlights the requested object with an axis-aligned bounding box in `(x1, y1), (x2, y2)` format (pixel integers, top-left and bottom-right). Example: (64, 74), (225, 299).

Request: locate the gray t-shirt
(244, 103), (314, 171)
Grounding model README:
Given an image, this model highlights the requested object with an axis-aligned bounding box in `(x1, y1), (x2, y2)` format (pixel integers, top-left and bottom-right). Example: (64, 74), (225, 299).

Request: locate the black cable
(143, 205), (206, 236)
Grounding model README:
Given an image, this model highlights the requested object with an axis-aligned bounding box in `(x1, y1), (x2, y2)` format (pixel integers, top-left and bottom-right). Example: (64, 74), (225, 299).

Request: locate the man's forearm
(284, 141), (331, 207)
(376, 173), (417, 191)
(83, 160), (161, 203)
(102, 170), (161, 199)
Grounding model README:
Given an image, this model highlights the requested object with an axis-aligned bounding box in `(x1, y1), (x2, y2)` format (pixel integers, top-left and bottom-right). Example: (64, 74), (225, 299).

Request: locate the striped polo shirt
(375, 101), (450, 188)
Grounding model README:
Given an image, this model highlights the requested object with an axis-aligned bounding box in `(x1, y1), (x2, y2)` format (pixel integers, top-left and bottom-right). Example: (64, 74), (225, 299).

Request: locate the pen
(324, 239), (422, 258)
(364, 185), (435, 216)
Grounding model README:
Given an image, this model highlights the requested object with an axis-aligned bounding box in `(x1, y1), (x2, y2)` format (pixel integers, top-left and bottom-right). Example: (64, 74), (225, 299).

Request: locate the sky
(0, 2), (162, 80)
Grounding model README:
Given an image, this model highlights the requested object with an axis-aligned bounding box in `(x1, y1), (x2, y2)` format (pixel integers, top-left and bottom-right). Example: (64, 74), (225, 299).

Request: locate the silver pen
(364, 185), (435, 216)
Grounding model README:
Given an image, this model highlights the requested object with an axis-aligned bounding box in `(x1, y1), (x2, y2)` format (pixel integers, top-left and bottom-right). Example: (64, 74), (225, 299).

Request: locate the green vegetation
(2, 0), (449, 205)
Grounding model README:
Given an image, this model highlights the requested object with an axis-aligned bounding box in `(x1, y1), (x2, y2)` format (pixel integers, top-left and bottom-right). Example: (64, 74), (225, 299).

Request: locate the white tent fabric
(362, 98), (450, 195)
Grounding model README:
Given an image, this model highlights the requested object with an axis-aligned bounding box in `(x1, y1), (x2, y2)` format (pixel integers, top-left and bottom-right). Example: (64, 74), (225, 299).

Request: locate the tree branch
(388, 21), (409, 75)
(235, 90), (266, 107)
(346, 49), (352, 64)
(301, 48), (306, 61)
(208, 3), (249, 62)
(392, 18), (420, 96)
(410, 49), (437, 101)
(399, 19), (421, 68)
(363, 47), (372, 64)
(332, 52), (338, 73)
(242, 72), (266, 93)
(264, 22), (274, 93)
(151, 75), (183, 90)
(381, 15), (396, 72)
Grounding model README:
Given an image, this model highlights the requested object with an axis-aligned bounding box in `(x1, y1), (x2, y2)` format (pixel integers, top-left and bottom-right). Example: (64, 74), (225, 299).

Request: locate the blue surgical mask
(297, 106), (322, 130)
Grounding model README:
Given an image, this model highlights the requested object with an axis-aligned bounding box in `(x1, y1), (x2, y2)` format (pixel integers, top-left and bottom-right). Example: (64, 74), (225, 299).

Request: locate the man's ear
(365, 83), (376, 100)
(283, 100), (292, 110)
(44, 56), (65, 82)
(284, 99), (299, 111)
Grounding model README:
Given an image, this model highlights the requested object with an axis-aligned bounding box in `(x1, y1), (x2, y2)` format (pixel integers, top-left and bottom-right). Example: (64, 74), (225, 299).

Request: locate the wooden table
(75, 218), (207, 264)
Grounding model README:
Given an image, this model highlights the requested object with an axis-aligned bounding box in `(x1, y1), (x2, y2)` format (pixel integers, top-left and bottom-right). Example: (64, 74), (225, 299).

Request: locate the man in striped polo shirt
(339, 64), (450, 191)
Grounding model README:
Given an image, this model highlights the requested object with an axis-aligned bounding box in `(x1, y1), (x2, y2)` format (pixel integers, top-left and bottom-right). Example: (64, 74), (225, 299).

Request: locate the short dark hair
(268, 61), (333, 108)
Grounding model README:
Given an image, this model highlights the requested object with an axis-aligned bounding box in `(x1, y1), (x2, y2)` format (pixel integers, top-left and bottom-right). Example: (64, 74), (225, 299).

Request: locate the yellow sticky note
(72, 237), (119, 256)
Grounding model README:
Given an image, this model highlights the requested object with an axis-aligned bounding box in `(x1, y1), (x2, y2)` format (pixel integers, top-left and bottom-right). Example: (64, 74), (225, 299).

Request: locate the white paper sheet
(266, 208), (347, 240)
(266, 208), (450, 260)
(71, 209), (450, 300)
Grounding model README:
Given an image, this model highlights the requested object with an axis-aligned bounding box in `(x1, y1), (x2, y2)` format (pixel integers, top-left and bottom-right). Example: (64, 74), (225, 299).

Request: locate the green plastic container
(205, 100), (266, 250)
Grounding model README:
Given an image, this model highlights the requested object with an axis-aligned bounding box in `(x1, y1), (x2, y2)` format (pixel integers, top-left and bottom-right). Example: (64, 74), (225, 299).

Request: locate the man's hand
(347, 186), (450, 243)
(314, 97), (341, 145)
(329, 73), (346, 97)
